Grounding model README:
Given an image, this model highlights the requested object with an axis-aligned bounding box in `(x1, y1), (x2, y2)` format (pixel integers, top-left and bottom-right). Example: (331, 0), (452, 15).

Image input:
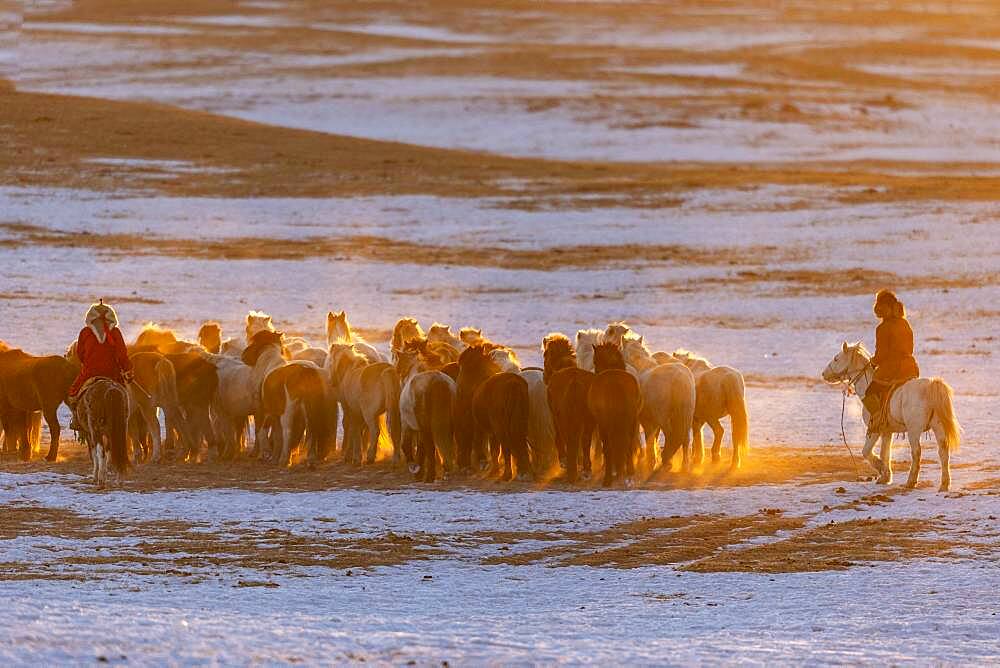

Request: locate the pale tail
(725, 379), (749, 457)
(928, 378), (961, 453)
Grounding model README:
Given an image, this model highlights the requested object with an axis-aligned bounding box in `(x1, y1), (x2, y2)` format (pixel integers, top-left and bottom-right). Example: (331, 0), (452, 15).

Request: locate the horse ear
(327, 311), (334, 320)
(638, 335), (644, 345)
(246, 314), (253, 324)
(842, 341), (849, 353)
(337, 311), (345, 318)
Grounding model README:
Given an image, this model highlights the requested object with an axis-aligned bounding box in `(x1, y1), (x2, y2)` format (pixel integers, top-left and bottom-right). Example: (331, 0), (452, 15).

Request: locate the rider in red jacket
(68, 301), (134, 429)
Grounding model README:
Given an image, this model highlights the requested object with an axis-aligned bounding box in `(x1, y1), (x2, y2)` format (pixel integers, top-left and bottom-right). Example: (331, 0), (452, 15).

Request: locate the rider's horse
(822, 343), (961, 491)
(77, 378), (130, 488)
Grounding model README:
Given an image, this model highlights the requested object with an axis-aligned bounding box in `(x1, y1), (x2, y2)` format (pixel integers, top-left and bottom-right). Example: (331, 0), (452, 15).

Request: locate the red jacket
(69, 326), (132, 396)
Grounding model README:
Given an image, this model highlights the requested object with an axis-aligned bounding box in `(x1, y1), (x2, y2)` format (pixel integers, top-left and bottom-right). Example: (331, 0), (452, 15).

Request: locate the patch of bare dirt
(684, 518), (967, 573)
(0, 502), (443, 581)
(660, 267), (1000, 297)
(0, 222), (808, 270)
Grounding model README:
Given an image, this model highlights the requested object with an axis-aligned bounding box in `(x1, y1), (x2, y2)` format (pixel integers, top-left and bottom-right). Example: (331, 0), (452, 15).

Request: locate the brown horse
(588, 342), (642, 486)
(547, 367), (595, 483)
(127, 351), (185, 464)
(166, 352), (219, 462)
(0, 343), (78, 461)
(542, 333), (576, 384)
(77, 379), (130, 487)
(259, 362), (332, 467)
(458, 345), (532, 480)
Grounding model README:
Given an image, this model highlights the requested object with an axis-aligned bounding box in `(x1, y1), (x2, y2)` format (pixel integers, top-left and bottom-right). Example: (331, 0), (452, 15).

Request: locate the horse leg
(580, 423), (593, 481)
(599, 427), (613, 487)
(642, 423), (659, 472)
(904, 428), (922, 489)
(43, 406), (61, 462)
(861, 433), (882, 477)
(364, 412), (380, 465)
(564, 419), (579, 483)
(934, 424), (951, 492)
(877, 433), (893, 485)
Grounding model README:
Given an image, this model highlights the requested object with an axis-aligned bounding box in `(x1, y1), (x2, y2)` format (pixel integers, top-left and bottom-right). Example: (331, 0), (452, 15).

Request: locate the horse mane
(134, 322), (179, 348)
(427, 322), (462, 348)
(245, 310), (275, 341)
(197, 321), (222, 353)
(0, 340), (11, 353)
(458, 343), (501, 374)
(592, 341), (626, 372)
(242, 330), (284, 366)
(403, 337), (448, 369)
(850, 341), (871, 359)
(672, 348), (710, 365)
(542, 332), (573, 356)
(391, 317), (425, 350)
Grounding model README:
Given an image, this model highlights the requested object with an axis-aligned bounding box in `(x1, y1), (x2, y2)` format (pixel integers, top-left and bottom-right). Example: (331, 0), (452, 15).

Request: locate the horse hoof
(516, 473), (531, 483)
(624, 477), (635, 489)
(580, 471), (592, 482)
(409, 463), (421, 475)
(938, 484), (950, 493)
(44, 454), (57, 463)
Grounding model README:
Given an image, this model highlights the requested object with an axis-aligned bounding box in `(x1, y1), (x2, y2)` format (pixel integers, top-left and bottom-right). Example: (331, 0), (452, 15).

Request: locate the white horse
(822, 342), (961, 491)
(327, 310), (385, 363)
(208, 331), (287, 459)
(575, 329), (605, 371)
(394, 347), (457, 480)
(671, 349), (749, 470)
(622, 338), (696, 471)
(427, 323), (463, 350)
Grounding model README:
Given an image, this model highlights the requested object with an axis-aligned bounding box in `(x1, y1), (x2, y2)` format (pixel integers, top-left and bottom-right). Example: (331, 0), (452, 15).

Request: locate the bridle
(827, 350), (873, 480)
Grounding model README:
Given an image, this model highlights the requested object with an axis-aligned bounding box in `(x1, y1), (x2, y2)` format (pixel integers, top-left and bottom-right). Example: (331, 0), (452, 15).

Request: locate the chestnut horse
(0, 343), (77, 461)
(588, 342), (642, 486)
(127, 351), (185, 464)
(166, 352), (219, 462)
(459, 345), (532, 480)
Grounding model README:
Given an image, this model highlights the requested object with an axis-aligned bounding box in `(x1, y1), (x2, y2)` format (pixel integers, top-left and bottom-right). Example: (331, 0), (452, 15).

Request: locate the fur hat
(85, 301), (119, 343)
(875, 289), (905, 318)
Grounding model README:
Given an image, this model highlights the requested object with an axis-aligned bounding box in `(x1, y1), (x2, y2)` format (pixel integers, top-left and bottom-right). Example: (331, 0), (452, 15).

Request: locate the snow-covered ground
(3, 0), (1000, 662)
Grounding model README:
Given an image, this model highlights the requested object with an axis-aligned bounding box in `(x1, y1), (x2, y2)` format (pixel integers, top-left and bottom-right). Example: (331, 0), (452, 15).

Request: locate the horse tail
(28, 411), (42, 453)
(429, 376), (456, 470)
(725, 374), (749, 456)
(109, 386), (130, 475)
(928, 378), (961, 453)
(300, 368), (331, 461)
(667, 376), (695, 459)
(381, 367), (401, 454)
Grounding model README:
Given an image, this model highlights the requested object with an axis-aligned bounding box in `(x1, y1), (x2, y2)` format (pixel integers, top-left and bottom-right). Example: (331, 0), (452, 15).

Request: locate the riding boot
(67, 396), (81, 432)
(861, 393), (882, 434)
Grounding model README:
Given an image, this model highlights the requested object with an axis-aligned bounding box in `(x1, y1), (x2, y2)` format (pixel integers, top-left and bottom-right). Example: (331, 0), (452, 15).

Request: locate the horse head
(542, 333), (576, 382)
(459, 327), (484, 347)
(245, 310), (275, 343)
(592, 341), (626, 373)
(326, 310), (350, 343)
(197, 321), (223, 354)
(822, 341), (869, 383)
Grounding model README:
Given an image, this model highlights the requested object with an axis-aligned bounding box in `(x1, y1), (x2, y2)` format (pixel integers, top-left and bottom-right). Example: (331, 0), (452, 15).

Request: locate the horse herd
(0, 311), (748, 487)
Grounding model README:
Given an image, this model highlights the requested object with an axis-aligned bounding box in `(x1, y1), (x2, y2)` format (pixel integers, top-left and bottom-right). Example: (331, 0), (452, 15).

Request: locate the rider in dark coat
(863, 290), (919, 432)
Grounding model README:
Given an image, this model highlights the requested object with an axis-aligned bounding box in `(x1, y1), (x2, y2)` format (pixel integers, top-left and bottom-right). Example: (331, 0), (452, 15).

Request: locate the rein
(835, 358), (872, 481)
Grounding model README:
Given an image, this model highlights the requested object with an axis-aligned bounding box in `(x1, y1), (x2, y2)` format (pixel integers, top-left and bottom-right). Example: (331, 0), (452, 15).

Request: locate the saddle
(870, 381), (906, 435)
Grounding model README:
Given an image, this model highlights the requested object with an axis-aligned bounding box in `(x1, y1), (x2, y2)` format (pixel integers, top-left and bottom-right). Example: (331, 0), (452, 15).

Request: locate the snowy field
(2, 0), (1000, 663)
